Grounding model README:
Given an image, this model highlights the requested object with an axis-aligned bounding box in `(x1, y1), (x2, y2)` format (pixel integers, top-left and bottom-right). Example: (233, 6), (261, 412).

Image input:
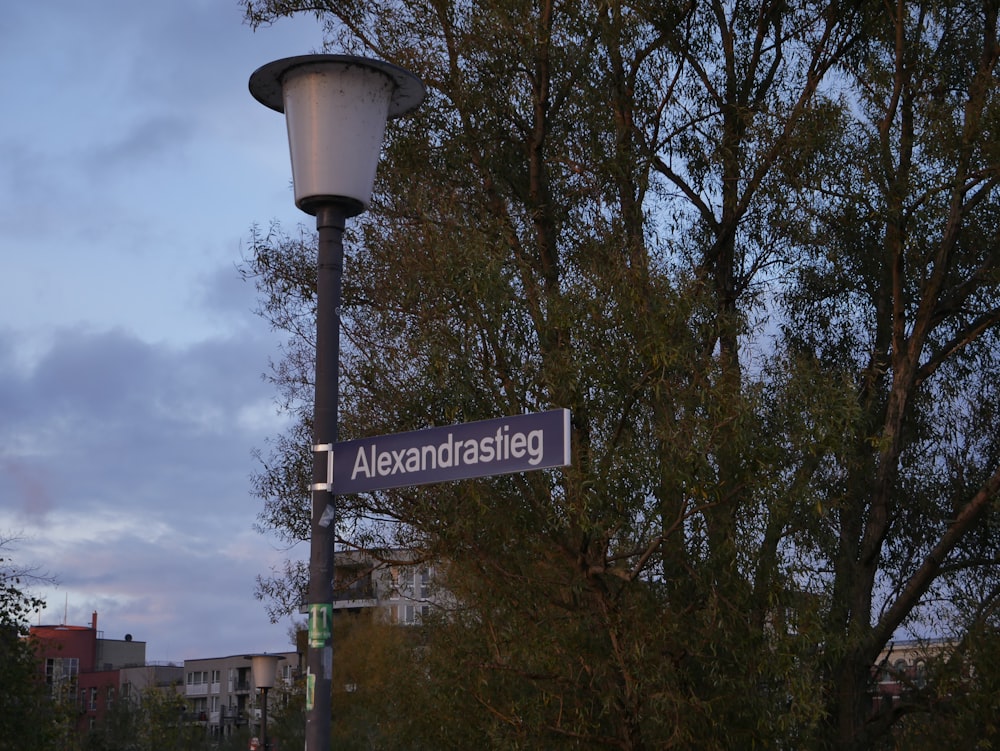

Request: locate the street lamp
(249, 55), (425, 751)
(245, 653), (286, 751)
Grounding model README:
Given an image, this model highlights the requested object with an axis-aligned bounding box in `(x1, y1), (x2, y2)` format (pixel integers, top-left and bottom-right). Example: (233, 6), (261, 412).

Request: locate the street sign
(321, 409), (571, 494)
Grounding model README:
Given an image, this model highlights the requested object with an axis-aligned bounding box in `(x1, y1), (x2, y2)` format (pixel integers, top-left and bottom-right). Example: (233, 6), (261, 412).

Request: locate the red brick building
(31, 612), (146, 731)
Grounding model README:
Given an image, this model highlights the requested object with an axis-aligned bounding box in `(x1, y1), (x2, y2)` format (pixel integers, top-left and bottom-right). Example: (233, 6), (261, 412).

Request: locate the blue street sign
(322, 409), (571, 494)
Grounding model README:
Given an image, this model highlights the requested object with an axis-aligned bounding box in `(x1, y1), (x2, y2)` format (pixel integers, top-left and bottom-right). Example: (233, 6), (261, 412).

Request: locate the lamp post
(249, 55), (425, 750)
(245, 653), (286, 751)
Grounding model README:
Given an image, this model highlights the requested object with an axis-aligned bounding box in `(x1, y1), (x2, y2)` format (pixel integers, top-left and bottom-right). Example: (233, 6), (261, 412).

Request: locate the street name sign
(322, 409), (571, 494)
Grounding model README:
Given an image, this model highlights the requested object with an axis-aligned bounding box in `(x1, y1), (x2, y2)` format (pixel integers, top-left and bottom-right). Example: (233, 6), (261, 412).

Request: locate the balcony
(332, 578), (377, 610)
(333, 581), (375, 600)
(332, 598), (379, 612)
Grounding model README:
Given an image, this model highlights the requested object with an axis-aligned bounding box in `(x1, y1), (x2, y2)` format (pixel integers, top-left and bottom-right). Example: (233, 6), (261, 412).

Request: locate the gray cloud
(0, 0), (321, 661)
(0, 457), (53, 520)
(0, 318), (292, 655)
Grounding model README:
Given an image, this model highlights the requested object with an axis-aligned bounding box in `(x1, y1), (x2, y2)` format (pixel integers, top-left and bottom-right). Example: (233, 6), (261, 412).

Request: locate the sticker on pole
(308, 603), (332, 648)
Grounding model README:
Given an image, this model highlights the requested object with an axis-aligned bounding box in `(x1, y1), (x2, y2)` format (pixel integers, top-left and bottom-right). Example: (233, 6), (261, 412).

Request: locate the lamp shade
(244, 653), (285, 690)
(249, 55), (425, 215)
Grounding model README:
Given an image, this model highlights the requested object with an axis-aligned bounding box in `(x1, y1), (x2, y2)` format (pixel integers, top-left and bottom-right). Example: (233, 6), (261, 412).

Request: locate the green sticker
(306, 672), (316, 712)
(308, 603), (332, 648)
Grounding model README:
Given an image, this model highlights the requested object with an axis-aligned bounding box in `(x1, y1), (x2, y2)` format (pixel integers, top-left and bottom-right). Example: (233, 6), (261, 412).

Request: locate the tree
(778, 3), (1000, 746)
(81, 685), (247, 751)
(0, 535), (58, 751)
(328, 610), (426, 749)
(883, 626), (1000, 749)
(240, 1), (1000, 748)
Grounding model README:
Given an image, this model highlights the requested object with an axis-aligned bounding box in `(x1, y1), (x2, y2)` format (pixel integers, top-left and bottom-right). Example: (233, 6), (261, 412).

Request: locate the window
(45, 658), (79, 697)
(192, 697), (208, 713)
(107, 686), (115, 707)
(419, 567), (431, 598)
(89, 687), (98, 711)
(45, 657), (80, 685)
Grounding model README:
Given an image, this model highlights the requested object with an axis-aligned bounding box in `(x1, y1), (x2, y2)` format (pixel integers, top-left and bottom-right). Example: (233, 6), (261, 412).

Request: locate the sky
(1, 1), (330, 662)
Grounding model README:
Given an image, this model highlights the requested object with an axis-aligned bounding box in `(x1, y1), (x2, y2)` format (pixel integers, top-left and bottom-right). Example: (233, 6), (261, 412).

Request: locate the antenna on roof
(63, 593), (68, 625)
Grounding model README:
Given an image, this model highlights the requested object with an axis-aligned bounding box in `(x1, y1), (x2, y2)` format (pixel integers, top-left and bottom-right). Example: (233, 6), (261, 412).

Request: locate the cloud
(0, 0), (322, 662)
(86, 115), (198, 172)
(0, 457), (53, 521)
(0, 319), (295, 658)
(0, 323), (283, 555)
(28, 522), (298, 660)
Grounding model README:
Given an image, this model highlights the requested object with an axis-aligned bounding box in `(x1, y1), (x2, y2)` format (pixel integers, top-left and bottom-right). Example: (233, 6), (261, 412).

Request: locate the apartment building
(119, 663), (184, 704)
(332, 549), (446, 625)
(182, 651), (299, 738)
(872, 638), (956, 710)
(30, 611), (150, 731)
(29, 612), (299, 740)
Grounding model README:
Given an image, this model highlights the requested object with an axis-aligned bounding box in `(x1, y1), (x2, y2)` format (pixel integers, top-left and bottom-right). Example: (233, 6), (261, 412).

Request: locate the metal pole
(306, 202), (348, 750)
(262, 687), (270, 751)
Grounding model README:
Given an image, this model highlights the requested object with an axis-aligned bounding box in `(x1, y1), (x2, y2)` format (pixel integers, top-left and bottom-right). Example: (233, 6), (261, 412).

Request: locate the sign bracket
(310, 443), (335, 492)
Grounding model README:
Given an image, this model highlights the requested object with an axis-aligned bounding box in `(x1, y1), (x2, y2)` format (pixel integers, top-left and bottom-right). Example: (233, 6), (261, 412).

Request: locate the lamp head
(244, 653), (285, 690)
(249, 54), (425, 215)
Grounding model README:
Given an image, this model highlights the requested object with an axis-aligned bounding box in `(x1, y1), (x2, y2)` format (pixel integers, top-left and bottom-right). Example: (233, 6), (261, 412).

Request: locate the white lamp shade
(246, 654), (285, 690)
(249, 55), (425, 215)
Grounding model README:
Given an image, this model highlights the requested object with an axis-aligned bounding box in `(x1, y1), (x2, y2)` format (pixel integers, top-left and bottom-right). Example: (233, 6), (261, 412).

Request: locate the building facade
(182, 651), (300, 738)
(872, 638), (956, 711)
(30, 611), (149, 731)
(332, 549), (446, 625)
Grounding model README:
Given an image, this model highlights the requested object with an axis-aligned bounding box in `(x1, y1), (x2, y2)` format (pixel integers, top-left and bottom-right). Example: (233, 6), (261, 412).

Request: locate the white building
(333, 549), (447, 625)
(182, 651), (299, 738)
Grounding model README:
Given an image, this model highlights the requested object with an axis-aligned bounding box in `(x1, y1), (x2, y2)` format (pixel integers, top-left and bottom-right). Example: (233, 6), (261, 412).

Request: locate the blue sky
(1, 1), (327, 661)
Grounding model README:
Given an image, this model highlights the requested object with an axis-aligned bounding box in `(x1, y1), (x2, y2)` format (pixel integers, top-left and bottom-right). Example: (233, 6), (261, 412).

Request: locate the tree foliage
(81, 686), (251, 751)
(239, 1), (1000, 748)
(0, 536), (57, 751)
